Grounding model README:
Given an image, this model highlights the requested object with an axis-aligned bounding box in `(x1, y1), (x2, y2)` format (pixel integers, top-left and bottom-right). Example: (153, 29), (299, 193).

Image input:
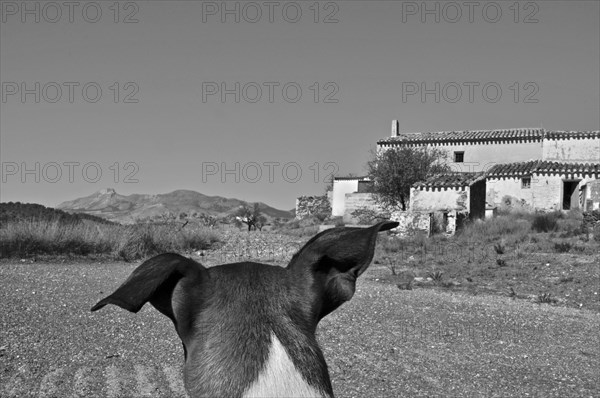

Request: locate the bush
(531, 211), (561, 233)
(314, 212), (329, 222)
(0, 219), (114, 257)
(457, 213), (531, 242)
(0, 218), (221, 260)
(536, 293), (558, 304)
(117, 225), (162, 261)
(583, 210), (600, 224)
(331, 216), (345, 227)
(426, 270), (444, 283)
(119, 223), (222, 261)
(554, 242), (572, 253)
(493, 241), (506, 254)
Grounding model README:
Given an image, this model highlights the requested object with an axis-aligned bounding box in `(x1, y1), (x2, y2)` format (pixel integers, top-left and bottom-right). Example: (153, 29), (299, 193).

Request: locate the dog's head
(92, 221), (398, 397)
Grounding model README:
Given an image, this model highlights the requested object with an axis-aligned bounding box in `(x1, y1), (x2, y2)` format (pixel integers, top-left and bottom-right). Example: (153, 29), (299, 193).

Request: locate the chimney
(391, 119), (399, 137)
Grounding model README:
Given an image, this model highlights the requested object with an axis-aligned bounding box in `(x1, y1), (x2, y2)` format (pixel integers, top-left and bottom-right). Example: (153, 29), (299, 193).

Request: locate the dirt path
(1, 261), (598, 397)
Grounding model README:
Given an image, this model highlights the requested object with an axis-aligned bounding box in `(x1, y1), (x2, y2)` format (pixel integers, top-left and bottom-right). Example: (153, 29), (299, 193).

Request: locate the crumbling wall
(410, 186), (469, 212)
(486, 177), (534, 210)
(585, 180), (600, 211)
(343, 193), (385, 224)
(295, 195), (331, 219)
(389, 210), (431, 237)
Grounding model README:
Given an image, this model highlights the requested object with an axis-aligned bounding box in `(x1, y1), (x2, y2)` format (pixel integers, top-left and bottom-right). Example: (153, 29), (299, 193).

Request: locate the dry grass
(0, 219), (221, 261)
(372, 210), (600, 312)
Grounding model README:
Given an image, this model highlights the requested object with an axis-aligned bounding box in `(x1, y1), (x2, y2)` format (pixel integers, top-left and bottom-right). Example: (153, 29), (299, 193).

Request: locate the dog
(91, 220), (398, 397)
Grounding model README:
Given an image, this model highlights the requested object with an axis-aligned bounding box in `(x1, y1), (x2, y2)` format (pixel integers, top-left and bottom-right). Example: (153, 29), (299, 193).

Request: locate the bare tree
(235, 203), (267, 231)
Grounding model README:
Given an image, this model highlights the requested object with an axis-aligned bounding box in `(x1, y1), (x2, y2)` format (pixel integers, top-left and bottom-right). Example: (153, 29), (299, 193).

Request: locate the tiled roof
(379, 128), (544, 145)
(414, 161), (599, 189)
(378, 128), (600, 145)
(485, 160), (540, 177)
(535, 161), (600, 175)
(487, 161), (600, 177)
(413, 172), (486, 189)
(545, 130), (600, 140)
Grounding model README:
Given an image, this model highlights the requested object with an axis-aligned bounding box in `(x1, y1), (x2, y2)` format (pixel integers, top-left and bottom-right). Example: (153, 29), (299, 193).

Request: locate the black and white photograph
(1, 1), (599, 397)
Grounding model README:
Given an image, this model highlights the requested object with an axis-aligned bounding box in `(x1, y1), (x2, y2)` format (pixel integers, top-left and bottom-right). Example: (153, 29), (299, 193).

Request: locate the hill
(0, 202), (114, 226)
(56, 188), (293, 224)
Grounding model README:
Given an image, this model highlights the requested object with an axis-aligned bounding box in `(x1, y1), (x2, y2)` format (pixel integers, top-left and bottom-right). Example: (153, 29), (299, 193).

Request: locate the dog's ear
(287, 220), (398, 319)
(91, 253), (208, 322)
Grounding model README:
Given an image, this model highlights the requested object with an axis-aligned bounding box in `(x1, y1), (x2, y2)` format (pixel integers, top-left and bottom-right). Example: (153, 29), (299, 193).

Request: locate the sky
(1, 0), (599, 210)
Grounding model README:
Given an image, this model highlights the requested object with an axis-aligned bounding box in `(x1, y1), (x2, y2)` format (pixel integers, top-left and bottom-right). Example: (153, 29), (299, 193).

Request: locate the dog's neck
(243, 332), (327, 397)
(177, 262), (333, 397)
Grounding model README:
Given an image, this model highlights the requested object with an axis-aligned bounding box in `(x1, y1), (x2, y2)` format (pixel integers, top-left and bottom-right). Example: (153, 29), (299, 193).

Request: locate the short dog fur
(92, 220), (398, 397)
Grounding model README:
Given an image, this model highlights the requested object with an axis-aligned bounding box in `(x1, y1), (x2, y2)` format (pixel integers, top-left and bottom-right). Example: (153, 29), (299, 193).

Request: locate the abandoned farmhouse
(296, 122), (600, 234)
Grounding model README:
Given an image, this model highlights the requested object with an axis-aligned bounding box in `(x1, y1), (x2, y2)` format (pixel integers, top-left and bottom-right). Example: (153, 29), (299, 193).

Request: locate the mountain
(56, 188), (293, 224)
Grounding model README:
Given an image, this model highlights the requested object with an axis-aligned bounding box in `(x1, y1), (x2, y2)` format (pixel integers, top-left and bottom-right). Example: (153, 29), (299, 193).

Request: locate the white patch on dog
(243, 333), (326, 398)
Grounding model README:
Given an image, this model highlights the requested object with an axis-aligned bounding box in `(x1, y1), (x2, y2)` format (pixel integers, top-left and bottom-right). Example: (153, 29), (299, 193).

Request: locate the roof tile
(413, 172), (486, 189)
(487, 161), (600, 177)
(545, 130), (600, 140)
(378, 128), (600, 145)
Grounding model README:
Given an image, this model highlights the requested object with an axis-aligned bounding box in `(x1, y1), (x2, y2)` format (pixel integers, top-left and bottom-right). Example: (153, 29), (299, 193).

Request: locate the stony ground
(1, 241), (599, 397)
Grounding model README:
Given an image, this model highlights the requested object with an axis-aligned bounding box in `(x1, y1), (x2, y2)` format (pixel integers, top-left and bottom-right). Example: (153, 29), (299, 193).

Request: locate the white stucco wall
(487, 174), (595, 211)
(332, 179), (360, 217)
(486, 178), (533, 208)
(379, 141), (543, 173)
(441, 141), (543, 173)
(543, 137), (600, 163)
(410, 187), (470, 212)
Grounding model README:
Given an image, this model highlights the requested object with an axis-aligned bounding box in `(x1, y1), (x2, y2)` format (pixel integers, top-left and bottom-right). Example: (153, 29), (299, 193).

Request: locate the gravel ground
(1, 258), (599, 398)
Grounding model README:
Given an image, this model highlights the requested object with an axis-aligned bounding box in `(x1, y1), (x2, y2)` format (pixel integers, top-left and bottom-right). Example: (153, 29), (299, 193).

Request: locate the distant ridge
(56, 188), (293, 224)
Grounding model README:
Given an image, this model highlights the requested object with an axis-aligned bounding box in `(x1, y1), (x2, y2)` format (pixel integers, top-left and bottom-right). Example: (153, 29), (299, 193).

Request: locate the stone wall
(295, 195), (331, 219)
(389, 210), (431, 237)
(342, 193), (467, 235)
(343, 193), (384, 224)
